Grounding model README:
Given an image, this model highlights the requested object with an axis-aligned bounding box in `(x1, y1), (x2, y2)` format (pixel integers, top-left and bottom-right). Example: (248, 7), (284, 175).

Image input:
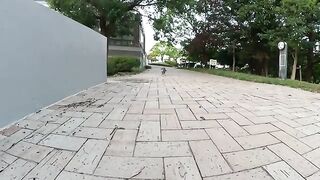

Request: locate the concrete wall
(0, 0), (107, 127)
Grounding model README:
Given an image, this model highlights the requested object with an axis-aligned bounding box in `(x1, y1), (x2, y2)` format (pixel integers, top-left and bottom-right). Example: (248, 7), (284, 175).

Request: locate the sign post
(209, 59), (217, 69)
(278, 42), (288, 80)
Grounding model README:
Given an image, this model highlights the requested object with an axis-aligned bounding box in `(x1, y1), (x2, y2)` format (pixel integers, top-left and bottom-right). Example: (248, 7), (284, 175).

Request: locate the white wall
(0, 0), (107, 127)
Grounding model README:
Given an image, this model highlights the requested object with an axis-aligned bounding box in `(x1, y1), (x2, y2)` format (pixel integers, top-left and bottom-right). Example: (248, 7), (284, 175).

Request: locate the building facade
(109, 22), (146, 68)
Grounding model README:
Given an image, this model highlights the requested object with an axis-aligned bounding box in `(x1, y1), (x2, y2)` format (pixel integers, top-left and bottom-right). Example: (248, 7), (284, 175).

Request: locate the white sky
(142, 17), (157, 53)
(35, 1), (49, 7)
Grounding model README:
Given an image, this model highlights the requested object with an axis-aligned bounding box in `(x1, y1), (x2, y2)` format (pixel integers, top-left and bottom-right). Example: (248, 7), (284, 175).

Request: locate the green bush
(107, 56), (140, 75)
(165, 60), (178, 67)
(131, 67), (143, 73)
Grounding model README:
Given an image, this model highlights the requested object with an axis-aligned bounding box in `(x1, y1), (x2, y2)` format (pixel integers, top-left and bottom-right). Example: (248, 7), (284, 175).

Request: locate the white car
(215, 64), (224, 69)
(194, 62), (205, 68)
(241, 64), (249, 70)
(214, 63), (230, 69)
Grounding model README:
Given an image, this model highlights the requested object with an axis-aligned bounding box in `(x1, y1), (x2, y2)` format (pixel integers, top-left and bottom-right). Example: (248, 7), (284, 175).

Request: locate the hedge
(107, 56), (141, 75)
(165, 60), (178, 67)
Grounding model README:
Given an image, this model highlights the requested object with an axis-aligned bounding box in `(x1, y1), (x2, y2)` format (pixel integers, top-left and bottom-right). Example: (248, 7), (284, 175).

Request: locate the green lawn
(186, 68), (320, 93)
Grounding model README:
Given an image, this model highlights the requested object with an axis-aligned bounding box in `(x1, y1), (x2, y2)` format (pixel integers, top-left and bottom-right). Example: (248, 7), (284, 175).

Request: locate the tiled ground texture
(1, 66), (320, 180)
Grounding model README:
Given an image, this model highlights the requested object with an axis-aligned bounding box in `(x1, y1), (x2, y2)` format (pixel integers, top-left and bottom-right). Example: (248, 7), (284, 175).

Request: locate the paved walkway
(1, 66), (320, 180)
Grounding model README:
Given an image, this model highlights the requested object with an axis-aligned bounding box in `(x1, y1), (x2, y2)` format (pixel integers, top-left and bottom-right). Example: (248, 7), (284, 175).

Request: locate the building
(109, 21), (146, 68)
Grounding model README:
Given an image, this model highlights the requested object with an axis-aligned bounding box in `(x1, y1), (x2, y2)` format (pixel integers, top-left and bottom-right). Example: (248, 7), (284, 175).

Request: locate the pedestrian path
(1, 66), (320, 179)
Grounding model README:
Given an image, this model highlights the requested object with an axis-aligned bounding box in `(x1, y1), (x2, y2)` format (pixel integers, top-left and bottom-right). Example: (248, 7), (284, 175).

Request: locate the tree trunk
(253, 51), (267, 76)
(100, 16), (108, 37)
(264, 58), (268, 77)
(305, 54), (314, 82)
(305, 32), (315, 82)
(232, 42), (236, 71)
(99, 16), (110, 64)
(290, 47), (298, 80)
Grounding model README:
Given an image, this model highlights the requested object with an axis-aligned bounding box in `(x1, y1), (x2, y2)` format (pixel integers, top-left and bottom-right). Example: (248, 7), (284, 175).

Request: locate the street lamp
(278, 42), (288, 80)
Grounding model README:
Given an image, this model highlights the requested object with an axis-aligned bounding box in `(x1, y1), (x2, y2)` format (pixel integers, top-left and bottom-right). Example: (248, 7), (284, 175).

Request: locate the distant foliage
(107, 56), (140, 75)
(48, 0), (193, 38)
(148, 41), (182, 62)
(154, 0), (320, 83)
(165, 60), (178, 67)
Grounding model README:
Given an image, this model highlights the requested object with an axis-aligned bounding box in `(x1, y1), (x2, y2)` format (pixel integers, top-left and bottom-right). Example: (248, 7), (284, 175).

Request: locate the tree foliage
(148, 41), (182, 62)
(48, 0), (193, 38)
(154, 0), (320, 82)
(49, 0), (320, 82)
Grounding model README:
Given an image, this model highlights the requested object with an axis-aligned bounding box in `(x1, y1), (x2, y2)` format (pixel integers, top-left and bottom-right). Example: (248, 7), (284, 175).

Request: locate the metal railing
(109, 38), (140, 47)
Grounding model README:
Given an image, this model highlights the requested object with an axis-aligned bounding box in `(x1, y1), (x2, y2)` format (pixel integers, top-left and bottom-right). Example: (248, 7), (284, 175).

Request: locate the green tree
(236, 0), (281, 76)
(262, 0), (307, 80)
(148, 41), (182, 62)
(295, 0), (320, 82)
(166, 45), (182, 62)
(261, 0), (320, 81)
(49, 0), (194, 38)
(154, 0), (245, 68)
(155, 0), (232, 64)
(147, 54), (157, 62)
(48, 0), (140, 37)
(148, 41), (167, 62)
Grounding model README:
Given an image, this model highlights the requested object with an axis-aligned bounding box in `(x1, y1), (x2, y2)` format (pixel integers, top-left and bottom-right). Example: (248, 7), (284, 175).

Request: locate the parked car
(213, 63), (230, 69)
(215, 64), (224, 69)
(241, 64), (250, 70)
(194, 62), (205, 68)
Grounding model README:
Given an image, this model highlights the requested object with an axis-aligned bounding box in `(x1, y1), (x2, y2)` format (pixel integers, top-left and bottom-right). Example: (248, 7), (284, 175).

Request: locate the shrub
(165, 60), (178, 67)
(131, 67), (143, 73)
(145, 65), (152, 69)
(107, 56), (140, 75)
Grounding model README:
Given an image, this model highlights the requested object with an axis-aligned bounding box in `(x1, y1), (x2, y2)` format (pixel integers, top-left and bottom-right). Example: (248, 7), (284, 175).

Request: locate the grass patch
(186, 68), (320, 93)
(149, 62), (173, 67)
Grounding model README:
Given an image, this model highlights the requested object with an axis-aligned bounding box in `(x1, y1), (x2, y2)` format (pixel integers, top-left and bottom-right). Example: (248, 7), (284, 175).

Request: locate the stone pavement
(1, 66), (320, 180)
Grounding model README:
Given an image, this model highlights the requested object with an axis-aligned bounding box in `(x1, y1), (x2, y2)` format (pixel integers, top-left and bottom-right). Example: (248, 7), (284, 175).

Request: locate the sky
(142, 12), (157, 54)
(142, 17), (157, 54)
(35, 0), (49, 7)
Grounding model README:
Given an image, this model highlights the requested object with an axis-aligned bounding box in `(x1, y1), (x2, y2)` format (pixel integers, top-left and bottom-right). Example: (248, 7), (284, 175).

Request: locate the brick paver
(1, 66), (320, 179)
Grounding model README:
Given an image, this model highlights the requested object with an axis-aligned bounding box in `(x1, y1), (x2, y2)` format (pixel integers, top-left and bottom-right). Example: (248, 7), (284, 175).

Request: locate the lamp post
(278, 42), (288, 80)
